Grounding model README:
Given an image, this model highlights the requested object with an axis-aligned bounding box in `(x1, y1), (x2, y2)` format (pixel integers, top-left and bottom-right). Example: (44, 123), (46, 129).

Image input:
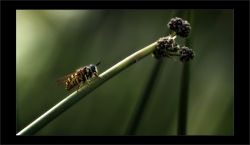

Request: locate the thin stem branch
(177, 10), (193, 135)
(167, 51), (181, 56)
(125, 59), (165, 135)
(124, 10), (182, 135)
(17, 42), (158, 135)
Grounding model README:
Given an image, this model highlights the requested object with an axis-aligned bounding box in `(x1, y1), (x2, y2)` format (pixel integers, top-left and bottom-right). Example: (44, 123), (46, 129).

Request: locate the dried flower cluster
(168, 17), (191, 38)
(179, 46), (195, 62)
(152, 17), (195, 62)
(152, 36), (179, 59)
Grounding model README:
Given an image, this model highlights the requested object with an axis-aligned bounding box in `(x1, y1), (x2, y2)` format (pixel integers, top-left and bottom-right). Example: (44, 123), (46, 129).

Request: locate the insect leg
(165, 52), (177, 62)
(76, 82), (84, 92)
(76, 84), (81, 92)
(94, 73), (104, 79)
(85, 75), (93, 90)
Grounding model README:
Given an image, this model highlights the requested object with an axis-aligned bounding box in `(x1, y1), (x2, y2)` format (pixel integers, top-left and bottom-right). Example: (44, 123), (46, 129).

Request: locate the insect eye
(89, 65), (96, 72)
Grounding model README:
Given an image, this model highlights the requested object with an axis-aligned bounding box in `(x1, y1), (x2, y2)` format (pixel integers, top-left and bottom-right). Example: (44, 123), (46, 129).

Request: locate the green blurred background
(16, 10), (233, 135)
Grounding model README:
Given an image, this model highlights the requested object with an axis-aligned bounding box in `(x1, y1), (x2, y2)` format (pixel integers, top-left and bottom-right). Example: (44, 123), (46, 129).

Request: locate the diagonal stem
(17, 42), (158, 135)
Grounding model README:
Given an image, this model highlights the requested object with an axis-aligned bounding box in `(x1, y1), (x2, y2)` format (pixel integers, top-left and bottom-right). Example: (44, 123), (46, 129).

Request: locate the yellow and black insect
(56, 61), (103, 92)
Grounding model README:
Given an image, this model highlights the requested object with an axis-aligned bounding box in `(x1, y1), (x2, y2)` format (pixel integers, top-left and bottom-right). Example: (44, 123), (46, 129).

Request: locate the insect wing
(55, 72), (75, 86)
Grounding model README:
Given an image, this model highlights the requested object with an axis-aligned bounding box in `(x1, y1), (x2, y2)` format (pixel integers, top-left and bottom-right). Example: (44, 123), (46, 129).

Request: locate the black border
(1, 0), (249, 144)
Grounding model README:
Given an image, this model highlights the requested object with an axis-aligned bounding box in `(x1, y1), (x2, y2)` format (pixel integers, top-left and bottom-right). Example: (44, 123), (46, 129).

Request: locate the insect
(56, 61), (103, 92)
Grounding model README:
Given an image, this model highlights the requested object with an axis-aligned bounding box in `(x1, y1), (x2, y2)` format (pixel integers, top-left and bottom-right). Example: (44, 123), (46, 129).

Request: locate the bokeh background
(16, 10), (233, 135)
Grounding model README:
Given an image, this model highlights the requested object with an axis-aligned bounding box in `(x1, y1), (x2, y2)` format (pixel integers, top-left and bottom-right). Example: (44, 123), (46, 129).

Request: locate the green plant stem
(167, 51), (181, 56)
(177, 10), (193, 135)
(171, 30), (176, 37)
(125, 59), (165, 135)
(124, 10), (182, 136)
(177, 61), (190, 135)
(16, 41), (158, 135)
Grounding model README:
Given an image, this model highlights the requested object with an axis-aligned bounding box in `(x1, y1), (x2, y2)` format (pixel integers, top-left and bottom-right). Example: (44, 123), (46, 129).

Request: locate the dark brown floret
(152, 36), (179, 60)
(179, 46), (195, 62)
(168, 17), (191, 38)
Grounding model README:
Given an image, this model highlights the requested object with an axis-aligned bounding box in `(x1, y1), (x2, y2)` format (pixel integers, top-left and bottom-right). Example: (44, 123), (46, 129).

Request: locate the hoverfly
(56, 61), (103, 92)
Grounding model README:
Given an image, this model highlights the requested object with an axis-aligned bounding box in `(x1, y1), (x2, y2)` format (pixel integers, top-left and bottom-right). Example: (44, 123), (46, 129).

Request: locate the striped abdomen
(65, 71), (84, 90)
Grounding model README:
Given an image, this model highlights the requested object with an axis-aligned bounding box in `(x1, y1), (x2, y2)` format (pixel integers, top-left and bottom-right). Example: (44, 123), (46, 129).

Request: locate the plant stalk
(17, 42), (158, 135)
(177, 10), (193, 135)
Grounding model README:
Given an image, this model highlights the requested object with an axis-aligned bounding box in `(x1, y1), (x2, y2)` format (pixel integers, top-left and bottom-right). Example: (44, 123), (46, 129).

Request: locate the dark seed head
(179, 46), (195, 62)
(152, 36), (179, 60)
(168, 17), (191, 38)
